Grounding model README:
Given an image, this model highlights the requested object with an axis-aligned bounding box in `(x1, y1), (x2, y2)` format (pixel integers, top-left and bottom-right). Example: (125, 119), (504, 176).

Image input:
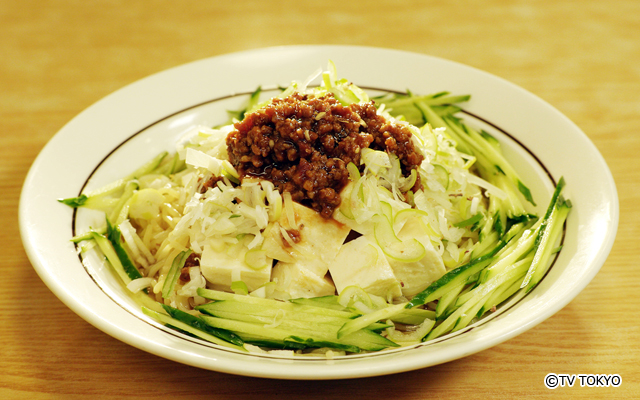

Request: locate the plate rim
(19, 44), (619, 379)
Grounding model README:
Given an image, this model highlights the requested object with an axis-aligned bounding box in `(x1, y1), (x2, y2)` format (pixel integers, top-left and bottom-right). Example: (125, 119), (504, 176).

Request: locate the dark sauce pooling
(226, 92), (423, 218)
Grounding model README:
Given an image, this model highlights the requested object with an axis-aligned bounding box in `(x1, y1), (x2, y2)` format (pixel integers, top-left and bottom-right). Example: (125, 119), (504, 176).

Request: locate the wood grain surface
(2, 1), (638, 398)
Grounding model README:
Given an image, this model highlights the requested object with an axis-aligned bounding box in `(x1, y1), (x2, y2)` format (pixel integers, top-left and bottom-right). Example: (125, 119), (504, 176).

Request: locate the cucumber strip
(477, 210), (495, 242)
(471, 230), (499, 260)
(444, 115), (535, 206)
(522, 197), (571, 292)
(162, 249), (193, 299)
(488, 275), (527, 309)
(197, 301), (356, 326)
(453, 259), (532, 331)
(132, 291), (165, 313)
(430, 255), (532, 338)
(289, 295), (347, 311)
(58, 177), (127, 209)
(426, 290), (491, 340)
(90, 231), (133, 285)
(476, 274), (523, 318)
(125, 151), (168, 181)
(480, 129), (501, 151)
(520, 177), (567, 289)
(406, 239), (508, 308)
(71, 227), (106, 244)
(64, 153), (168, 211)
(414, 101), (472, 154)
(368, 322), (394, 332)
(414, 100), (448, 130)
(240, 337), (308, 351)
(453, 212), (483, 228)
(437, 283), (474, 322)
(337, 303), (407, 339)
(435, 281), (465, 319)
(288, 295), (434, 325)
(197, 288), (357, 318)
(457, 254), (532, 312)
(141, 307), (246, 351)
(113, 196), (134, 227)
(200, 315), (396, 352)
(154, 152), (183, 176)
(375, 92), (470, 109)
(84, 178), (127, 198)
(391, 308), (436, 325)
(225, 86), (263, 123)
(108, 180), (138, 224)
(197, 287), (398, 350)
(476, 225), (537, 285)
(407, 221), (525, 309)
(495, 174), (528, 218)
(205, 309), (375, 338)
(160, 304), (244, 346)
(244, 86), (263, 115)
(284, 337), (359, 352)
(105, 218), (143, 281)
(243, 336), (356, 352)
(450, 292), (493, 333)
(488, 193), (507, 237)
(322, 68), (361, 106)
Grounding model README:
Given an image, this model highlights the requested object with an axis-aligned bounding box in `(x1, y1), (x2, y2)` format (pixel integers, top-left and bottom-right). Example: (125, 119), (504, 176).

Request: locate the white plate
(19, 45), (618, 379)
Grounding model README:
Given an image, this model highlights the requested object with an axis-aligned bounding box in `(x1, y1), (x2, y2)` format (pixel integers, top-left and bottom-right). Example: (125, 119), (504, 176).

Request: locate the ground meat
(350, 102), (425, 173)
(199, 175), (224, 193)
(179, 252), (200, 283)
(226, 92), (423, 218)
(283, 227), (302, 246)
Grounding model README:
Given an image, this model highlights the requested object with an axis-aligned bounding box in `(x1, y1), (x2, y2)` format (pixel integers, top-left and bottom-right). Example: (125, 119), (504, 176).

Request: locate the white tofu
(328, 236), (402, 299)
(386, 218), (446, 298)
(261, 201), (350, 277)
(199, 244), (272, 292)
(270, 261), (336, 300)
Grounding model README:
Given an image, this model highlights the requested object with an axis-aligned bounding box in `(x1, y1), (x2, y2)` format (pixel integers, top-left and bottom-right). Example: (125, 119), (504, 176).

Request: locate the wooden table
(2, 1), (638, 398)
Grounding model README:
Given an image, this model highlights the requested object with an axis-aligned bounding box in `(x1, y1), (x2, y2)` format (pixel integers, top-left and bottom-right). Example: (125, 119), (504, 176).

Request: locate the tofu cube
(328, 236), (402, 299)
(270, 261), (336, 300)
(261, 201), (351, 277)
(387, 218), (446, 298)
(199, 244), (272, 292)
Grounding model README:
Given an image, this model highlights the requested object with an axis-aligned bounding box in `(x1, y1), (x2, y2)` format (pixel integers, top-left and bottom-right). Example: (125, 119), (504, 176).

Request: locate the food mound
(61, 64), (569, 357)
(226, 92), (423, 218)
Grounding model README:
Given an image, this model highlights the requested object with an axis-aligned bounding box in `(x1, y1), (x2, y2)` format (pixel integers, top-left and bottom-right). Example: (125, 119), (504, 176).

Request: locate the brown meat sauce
(179, 252), (200, 283)
(226, 92), (423, 218)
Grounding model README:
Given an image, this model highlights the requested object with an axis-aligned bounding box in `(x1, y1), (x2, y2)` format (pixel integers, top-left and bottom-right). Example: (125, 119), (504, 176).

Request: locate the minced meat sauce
(179, 252), (200, 283)
(226, 92), (423, 218)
